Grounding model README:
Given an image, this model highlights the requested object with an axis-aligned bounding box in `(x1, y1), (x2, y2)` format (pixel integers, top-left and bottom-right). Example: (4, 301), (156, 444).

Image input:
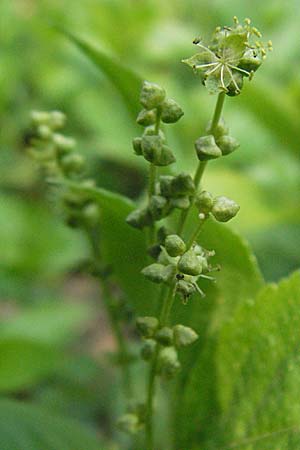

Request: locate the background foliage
(1, 0), (300, 449)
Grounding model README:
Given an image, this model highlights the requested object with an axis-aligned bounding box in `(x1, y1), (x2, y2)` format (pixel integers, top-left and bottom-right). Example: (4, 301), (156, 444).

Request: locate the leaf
(0, 302), (93, 346)
(58, 28), (143, 118)
(215, 271), (300, 449)
(0, 338), (60, 392)
(171, 215), (264, 449)
(0, 398), (104, 450)
(65, 182), (158, 315)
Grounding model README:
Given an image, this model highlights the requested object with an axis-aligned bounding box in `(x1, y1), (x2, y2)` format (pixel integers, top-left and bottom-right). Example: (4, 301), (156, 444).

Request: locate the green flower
(183, 17), (272, 95)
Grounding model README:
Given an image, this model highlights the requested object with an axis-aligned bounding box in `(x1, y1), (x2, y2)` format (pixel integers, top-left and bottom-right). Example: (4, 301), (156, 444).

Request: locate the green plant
(17, 14), (300, 450)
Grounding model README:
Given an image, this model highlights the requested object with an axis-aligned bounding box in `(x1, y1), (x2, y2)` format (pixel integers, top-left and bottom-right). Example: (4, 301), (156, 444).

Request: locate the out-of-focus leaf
(171, 214), (264, 449)
(0, 302), (93, 346)
(0, 338), (60, 392)
(0, 398), (105, 450)
(59, 28), (143, 117)
(215, 271), (300, 450)
(66, 182), (158, 315)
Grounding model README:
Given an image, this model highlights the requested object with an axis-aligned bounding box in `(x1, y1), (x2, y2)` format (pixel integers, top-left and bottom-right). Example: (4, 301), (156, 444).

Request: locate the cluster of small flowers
(27, 111), (101, 230)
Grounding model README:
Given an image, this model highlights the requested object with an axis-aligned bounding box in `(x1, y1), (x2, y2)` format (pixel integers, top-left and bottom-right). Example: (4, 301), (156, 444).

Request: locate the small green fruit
(178, 250), (203, 276)
(141, 339), (157, 360)
(194, 135), (222, 161)
(126, 207), (153, 229)
(173, 324), (198, 347)
(136, 108), (157, 126)
(136, 316), (159, 338)
(165, 234), (186, 257)
(132, 137), (143, 155)
(155, 327), (174, 346)
(171, 173), (195, 196)
(217, 135), (240, 156)
(211, 196), (240, 222)
(140, 81), (166, 110)
(161, 98), (184, 124)
(195, 190), (214, 214)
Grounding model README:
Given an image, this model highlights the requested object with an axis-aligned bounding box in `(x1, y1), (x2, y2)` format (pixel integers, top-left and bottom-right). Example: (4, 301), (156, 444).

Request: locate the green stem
(145, 282), (177, 450)
(176, 92), (226, 236)
(186, 217), (207, 250)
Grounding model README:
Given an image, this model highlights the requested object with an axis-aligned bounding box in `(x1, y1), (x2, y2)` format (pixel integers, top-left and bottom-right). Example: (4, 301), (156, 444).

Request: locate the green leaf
(59, 28), (143, 117)
(0, 398), (104, 450)
(66, 182), (158, 315)
(215, 271), (300, 449)
(0, 338), (60, 392)
(0, 302), (93, 346)
(171, 216), (264, 449)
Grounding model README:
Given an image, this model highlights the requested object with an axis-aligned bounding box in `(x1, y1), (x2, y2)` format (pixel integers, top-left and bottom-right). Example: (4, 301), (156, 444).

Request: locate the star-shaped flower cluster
(183, 17), (272, 96)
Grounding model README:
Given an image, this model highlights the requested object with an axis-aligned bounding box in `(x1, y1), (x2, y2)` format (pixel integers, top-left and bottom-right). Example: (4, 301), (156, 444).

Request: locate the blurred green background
(0, 0), (300, 447)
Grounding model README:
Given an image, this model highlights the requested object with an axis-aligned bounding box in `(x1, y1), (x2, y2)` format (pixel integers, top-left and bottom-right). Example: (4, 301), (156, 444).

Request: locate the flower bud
(171, 173), (195, 196)
(195, 190), (214, 214)
(49, 111), (66, 130)
(136, 316), (159, 338)
(170, 196), (190, 210)
(155, 327), (174, 346)
(37, 124), (52, 140)
(178, 250), (203, 276)
(206, 117), (229, 139)
(30, 111), (51, 126)
(140, 81), (166, 110)
(211, 196), (240, 222)
(173, 324), (198, 347)
(53, 134), (76, 155)
(161, 99), (184, 124)
(165, 234), (186, 257)
(126, 207), (153, 229)
(82, 202), (101, 227)
(216, 135), (240, 156)
(141, 339), (157, 360)
(149, 195), (168, 220)
(158, 347), (181, 379)
(60, 153), (85, 175)
(132, 137), (143, 155)
(136, 108), (157, 127)
(141, 135), (163, 164)
(142, 263), (174, 284)
(194, 135), (222, 161)
(117, 413), (140, 434)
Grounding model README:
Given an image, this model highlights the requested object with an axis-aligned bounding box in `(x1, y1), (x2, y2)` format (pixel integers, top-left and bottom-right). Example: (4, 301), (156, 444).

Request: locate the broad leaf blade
(59, 28), (143, 117)
(216, 271), (300, 449)
(0, 399), (104, 450)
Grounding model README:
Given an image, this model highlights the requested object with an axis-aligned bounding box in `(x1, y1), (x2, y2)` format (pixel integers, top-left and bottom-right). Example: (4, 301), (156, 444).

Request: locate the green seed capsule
(206, 117), (229, 138)
(178, 250), (203, 276)
(155, 327), (174, 346)
(195, 190), (214, 214)
(171, 173), (195, 196)
(82, 202), (101, 227)
(141, 339), (157, 360)
(161, 98), (184, 124)
(173, 324), (198, 347)
(53, 134), (76, 155)
(143, 126), (166, 143)
(155, 145), (176, 167)
(194, 135), (222, 161)
(159, 176), (175, 197)
(117, 413), (140, 434)
(165, 234), (186, 257)
(60, 153), (85, 174)
(136, 108), (157, 127)
(170, 196), (190, 210)
(216, 135), (240, 156)
(158, 346), (181, 379)
(211, 196), (240, 222)
(136, 316), (159, 338)
(141, 135), (163, 164)
(142, 263), (174, 284)
(126, 207), (153, 229)
(140, 81), (166, 110)
(132, 137), (143, 155)
(149, 195), (168, 220)
(226, 72), (244, 97)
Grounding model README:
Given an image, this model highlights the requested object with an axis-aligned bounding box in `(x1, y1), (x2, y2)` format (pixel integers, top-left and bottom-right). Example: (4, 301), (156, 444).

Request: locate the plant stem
(186, 217), (207, 250)
(176, 92), (226, 235)
(86, 230), (133, 399)
(145, 282), (177, 450)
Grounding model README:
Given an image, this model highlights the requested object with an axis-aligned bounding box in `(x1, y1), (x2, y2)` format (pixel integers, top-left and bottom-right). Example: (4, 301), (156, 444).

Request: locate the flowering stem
(177, 92), (226, 235)
(186, 216), (207, 250)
